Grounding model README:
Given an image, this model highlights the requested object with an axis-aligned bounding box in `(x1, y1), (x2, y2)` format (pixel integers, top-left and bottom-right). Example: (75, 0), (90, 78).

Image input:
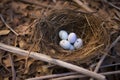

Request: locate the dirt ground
(0, 0), (120, 80)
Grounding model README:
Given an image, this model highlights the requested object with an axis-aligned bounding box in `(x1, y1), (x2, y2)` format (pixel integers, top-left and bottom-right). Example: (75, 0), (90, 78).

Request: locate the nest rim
(34, 9), (109, 63)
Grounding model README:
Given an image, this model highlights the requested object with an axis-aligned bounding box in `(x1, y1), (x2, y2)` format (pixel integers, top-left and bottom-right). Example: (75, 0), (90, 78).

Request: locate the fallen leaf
(14, 55), (26, 61)
(19, 40), (27, 49)
(0, 30), (10, 36)
(15, 23), (31, 35)
(2, 56), (11, 67)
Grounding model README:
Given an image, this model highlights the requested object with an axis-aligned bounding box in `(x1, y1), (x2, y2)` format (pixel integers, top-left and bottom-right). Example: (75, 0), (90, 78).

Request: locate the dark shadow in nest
(33, 9), (109, 63)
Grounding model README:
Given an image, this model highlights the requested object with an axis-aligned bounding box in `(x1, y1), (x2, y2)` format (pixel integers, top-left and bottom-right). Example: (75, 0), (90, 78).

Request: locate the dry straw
(33, 9), (109, 63)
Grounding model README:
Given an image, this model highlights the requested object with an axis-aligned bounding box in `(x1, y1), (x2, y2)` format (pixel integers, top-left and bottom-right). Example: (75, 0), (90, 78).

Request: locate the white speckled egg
(74, 38), (83, 49)
(68, 33), (77, 43)
(59, 40), (71, 49)
(59, 30), (68, 40)
(69, 45), (75, 50)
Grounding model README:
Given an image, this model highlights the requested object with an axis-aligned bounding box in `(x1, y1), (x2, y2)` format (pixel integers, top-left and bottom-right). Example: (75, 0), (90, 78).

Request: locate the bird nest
(33, 9), (109, 63)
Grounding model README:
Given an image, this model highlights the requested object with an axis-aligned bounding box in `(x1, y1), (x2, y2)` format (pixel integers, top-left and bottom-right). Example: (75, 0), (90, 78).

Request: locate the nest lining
(34, 9), (109, 63)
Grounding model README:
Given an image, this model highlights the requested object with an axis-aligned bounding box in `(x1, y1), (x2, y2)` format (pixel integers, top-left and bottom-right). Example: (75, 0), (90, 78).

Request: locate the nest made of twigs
(33, 9), (109, 63)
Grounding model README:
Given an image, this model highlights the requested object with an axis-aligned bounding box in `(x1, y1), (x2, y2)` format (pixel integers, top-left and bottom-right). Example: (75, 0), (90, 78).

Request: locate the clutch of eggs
(59, 30), (83, 50)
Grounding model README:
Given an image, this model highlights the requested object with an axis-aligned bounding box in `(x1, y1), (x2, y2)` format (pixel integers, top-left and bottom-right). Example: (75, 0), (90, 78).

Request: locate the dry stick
(73, 0), (93, 12)
(89, 54), (107, 80)
(26, 72), (78, 80)
(51, 70), (120, 80)
(0, 14), (19, 36)
(0, 42), (105, 80)
(103, 0), (120, 11)
(8, 54), (16, 80)
(108, 35), (120, 51)
(90, 35), (120, 80)
(26, 62), (120, 80)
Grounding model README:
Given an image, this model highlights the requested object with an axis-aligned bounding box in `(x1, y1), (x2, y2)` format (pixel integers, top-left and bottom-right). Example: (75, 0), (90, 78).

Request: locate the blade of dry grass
(8, 54), (16, 80)
(73, 0), (93, 12)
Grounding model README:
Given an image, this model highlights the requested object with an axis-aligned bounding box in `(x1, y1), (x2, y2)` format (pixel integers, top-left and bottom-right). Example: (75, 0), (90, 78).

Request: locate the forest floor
(0, 0), (120, 80)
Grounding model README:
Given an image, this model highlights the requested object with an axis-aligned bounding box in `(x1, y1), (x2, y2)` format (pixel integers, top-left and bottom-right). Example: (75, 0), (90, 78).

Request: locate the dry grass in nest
(33, 9), (109, 63)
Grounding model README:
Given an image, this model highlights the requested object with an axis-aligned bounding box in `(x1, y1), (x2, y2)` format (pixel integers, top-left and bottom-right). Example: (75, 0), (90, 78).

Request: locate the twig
(89, 54), (107, 80)
(52, 70), (120, 80)
(26, 72), (78, 80)
(26, 62), (120, 80)
(103, 0), (120, 11)
(108, 35), (120, 51)
(20, 0), (53, 8)
(0, 14), (19, 36)
(73, 0), (93, 12)
(90, 35), (120, 80)
(8, 54), (16, 80)
(0, 42), (105, 80)
(100, 62), (120, 68)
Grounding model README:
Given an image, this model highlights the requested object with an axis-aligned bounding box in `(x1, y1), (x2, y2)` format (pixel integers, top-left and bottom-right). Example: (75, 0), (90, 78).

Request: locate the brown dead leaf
(2, 56), (11, 67)
(19, 40), (27, 49)
(0, 30), (10, 36)
(14, 55), (26, 61)
(41, 65), (50, 74)
(15, 23), (31, 35)
(36, 65), (50, 75)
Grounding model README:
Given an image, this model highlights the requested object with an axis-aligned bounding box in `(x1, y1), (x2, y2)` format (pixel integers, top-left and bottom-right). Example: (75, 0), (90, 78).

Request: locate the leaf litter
(0, 0), (120, 80)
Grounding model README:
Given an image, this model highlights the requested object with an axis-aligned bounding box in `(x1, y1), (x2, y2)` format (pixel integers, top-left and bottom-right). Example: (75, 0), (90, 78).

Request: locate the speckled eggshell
(68, 33), (77, 43)
(59, 40), (71, 49)
(74, 38), (83, 49)
(59, 30), (68, 40)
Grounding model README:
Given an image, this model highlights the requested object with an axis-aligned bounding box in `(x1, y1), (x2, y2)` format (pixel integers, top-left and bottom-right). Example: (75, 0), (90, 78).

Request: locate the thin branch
(51, 70), (120, 80)
(90, 35), (120, 80)
(8, 54), (16, 80)
(26, 62), (120, 80)
(26, 72), (78, 80)
(108, 35), (120, 51)
(0, 42), (105, 80)
(89, 54), (107, 80)
(100, 62), (120, 68)
(0, 14), (19, 36)
(103, 0), (120, 11)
